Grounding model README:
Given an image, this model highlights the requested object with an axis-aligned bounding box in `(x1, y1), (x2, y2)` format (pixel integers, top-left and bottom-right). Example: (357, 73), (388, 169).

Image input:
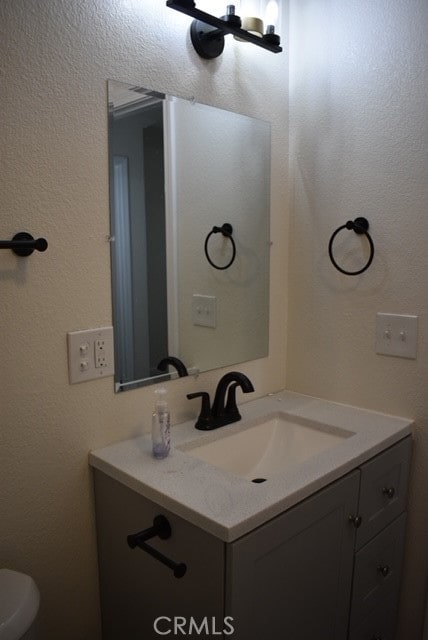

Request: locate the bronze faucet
(187, 372), (254, 430)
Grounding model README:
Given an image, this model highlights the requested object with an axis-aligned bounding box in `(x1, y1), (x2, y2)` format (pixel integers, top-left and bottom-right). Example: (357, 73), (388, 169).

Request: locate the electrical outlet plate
(67, 327), (114, 383)
(375, 313), (418, 359)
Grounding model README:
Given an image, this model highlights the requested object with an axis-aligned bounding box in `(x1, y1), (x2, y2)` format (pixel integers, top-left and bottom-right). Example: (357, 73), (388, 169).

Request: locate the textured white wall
(0, 0), (288, 637)
(288, 1), (428, 637)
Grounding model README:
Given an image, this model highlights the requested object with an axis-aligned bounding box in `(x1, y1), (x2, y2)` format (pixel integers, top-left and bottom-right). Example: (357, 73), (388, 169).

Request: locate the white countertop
(89, 390), (413, 542)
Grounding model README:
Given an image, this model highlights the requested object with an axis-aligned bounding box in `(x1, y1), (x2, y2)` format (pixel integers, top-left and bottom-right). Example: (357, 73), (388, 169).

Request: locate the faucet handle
(186, 392), (213, 430)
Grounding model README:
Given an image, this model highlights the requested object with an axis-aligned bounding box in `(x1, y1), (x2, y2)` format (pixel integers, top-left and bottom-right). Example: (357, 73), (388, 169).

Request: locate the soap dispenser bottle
(151, 387), (171, 459)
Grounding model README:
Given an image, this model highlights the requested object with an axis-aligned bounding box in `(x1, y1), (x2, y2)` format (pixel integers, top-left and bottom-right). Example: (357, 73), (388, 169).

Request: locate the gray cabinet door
(226, 471), (360, 640)
(93, 471), (225, 640)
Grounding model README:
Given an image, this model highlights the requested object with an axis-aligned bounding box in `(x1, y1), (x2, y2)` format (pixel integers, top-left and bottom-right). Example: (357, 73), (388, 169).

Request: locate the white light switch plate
(375, 313), (418, 359)
(67, 327), (114, 383)
(192, 294), (217, 328)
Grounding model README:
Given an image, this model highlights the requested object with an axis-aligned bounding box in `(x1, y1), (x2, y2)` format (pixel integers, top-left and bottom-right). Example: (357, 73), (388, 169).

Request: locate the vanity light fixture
(166, 0), (282, 59)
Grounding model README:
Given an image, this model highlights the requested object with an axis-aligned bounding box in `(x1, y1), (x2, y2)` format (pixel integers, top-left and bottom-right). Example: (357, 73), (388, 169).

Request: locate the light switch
(192, 295), (217, 328)
(375, 313), (418, 359)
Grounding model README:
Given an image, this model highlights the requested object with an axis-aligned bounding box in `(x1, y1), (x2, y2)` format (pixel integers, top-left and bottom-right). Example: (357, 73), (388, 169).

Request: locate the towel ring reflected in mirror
(204, 223), (236, 270)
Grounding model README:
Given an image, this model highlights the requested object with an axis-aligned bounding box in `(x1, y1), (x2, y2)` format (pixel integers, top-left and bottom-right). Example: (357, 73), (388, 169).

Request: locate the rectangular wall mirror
(108, 80), (271, 391)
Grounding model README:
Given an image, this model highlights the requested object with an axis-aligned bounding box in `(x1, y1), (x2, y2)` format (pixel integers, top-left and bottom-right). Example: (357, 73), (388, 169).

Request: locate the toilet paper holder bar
(127, 515), (187, 579)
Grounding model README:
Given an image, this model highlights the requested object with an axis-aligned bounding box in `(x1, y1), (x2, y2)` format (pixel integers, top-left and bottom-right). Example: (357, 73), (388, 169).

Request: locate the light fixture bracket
(166, 1), (282, 58)
(190, 20), (225, 59)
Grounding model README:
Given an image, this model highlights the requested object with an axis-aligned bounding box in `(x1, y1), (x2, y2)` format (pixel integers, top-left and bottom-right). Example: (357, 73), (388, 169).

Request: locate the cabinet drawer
(348, 596), (398, 640)
(356, 436), (411, 549)
(350, 513), (406, 628)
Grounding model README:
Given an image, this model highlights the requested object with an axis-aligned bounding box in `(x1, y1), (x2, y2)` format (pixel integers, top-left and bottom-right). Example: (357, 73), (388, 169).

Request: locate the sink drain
(251, 478), (267, 483)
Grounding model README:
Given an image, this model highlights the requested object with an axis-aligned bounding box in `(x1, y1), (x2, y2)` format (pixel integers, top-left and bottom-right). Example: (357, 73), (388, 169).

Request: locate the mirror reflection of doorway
(110, 101), (168, 385)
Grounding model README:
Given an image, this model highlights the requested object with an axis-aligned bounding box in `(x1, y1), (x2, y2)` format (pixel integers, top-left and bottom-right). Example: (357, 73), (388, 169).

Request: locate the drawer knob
(382, 486), (395, 499)
(377, 564), (390, 577)
(349, 514), (362, 528)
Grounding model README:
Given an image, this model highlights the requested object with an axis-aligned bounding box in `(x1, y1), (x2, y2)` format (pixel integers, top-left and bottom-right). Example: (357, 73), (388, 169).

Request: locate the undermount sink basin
(181, 412), (354, 481)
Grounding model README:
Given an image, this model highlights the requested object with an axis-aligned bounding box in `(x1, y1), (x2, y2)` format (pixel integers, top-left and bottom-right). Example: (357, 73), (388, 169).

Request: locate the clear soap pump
(152, 387), (170, 459)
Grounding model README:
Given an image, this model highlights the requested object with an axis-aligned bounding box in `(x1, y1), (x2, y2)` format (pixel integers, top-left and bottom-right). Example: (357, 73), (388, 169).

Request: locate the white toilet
(0, 569), (40, 640)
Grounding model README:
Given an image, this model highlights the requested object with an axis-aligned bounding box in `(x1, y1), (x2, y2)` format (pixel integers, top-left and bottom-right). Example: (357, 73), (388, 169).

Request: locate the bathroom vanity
(90, 390), (412, 639)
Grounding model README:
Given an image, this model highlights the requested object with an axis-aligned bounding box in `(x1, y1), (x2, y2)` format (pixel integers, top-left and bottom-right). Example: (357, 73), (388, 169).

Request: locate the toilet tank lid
(0, 569), (40, 640)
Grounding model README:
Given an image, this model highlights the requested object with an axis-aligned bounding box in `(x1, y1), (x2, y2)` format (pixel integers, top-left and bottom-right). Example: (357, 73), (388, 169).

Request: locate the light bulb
(235, 0), (264, 38)
(242, 16), (263, 36)
(241, 0), (261, 13)
(264, 0), (278, 28)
